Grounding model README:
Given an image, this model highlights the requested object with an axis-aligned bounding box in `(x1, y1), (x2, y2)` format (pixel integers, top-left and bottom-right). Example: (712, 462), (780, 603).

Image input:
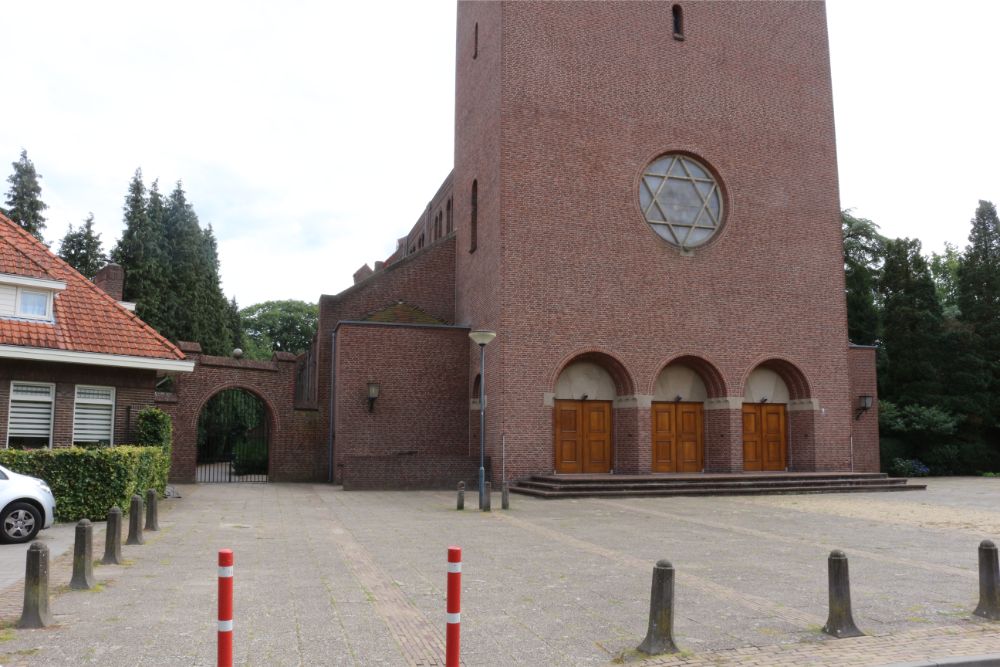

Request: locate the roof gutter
(0, 345), (195, 372)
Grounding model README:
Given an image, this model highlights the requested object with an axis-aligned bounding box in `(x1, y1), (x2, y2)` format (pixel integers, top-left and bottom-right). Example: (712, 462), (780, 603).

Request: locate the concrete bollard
(70, 519), (96, 590)
(126, 494), (144, 546)
(974, 540), (1000, 620)
(457, 481), (465, 511)
(822, 550), (864, 638)
(18, 542), (53, 628)
(483, 481), (492, 512)
(637, 559), (679, 655)
(501, 481), (510, 510)
(102, 507), (123, 565)
(145, 489), (160, 531)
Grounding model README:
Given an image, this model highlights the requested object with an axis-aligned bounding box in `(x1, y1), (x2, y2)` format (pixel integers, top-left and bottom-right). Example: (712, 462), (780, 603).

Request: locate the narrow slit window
(446, 198), (453, 234)
(470, 180), (478, 253)
(672, 4), (684, 40)
(474, 23), (479, 59)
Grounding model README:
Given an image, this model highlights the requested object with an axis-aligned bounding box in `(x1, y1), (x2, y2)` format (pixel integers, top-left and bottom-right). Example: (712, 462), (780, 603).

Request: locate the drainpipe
(327, 331), (337, 483)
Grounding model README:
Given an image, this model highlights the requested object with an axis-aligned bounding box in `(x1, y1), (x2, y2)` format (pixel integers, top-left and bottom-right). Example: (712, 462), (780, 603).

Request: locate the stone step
(526, 472), (889, 485)
(513, 476), (909, 493)
(509, 482), (927, 499)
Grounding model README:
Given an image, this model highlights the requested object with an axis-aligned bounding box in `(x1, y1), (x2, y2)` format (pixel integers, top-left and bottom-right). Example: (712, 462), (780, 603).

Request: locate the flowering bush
(889, 457), (929, 478)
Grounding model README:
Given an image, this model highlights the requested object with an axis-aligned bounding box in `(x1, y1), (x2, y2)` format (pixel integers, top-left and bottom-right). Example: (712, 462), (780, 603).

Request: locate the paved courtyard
(2, 478), (1000, 665)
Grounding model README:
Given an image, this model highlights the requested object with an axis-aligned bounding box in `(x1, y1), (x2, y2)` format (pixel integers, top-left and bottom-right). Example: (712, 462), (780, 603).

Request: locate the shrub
(879, 437), (912, 473)
(136, 407), (172, 451)
(0, 446), (169, 522)
(889, 458), (929, 477)
(918, 439), (1000, 476)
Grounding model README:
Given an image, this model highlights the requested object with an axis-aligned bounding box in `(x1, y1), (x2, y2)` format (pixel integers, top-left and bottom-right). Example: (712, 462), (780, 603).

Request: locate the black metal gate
(196, 388), (269, 483)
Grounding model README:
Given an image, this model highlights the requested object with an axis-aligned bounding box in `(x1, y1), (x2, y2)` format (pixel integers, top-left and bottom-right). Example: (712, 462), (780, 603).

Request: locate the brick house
(306, 1), (881, 488)
(0, 214), (193, 448)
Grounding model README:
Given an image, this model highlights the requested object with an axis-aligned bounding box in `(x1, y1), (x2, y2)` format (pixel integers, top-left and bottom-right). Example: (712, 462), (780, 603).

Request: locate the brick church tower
(450, 1), (877, 479)
(318, 1), (879, 489)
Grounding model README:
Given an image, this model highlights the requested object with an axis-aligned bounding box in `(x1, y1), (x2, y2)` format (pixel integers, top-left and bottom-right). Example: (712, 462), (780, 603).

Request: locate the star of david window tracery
(639, 154), (723, 249)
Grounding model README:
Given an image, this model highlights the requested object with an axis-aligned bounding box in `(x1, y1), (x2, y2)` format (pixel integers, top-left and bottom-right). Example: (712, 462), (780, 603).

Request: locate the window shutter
(73, 386), (115, 445)
(9, 383), (54, 446)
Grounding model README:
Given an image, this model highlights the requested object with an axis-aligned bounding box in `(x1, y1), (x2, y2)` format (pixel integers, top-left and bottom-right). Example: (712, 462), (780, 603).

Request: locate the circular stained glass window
(639, 154), (723, 249)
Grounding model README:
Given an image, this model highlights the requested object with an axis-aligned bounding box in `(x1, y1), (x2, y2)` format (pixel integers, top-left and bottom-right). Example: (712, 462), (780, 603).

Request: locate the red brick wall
(848, 345), (880, 472)
(448, 2), (854, 480)
(0, 359), (156, 447)
(158, 352), (325, 483)
(333, 323), (469, 484)
(343, 454), (488, 491)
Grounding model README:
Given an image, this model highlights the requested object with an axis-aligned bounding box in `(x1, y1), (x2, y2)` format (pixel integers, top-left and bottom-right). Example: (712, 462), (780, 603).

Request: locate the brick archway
(156, 343), (325, 483)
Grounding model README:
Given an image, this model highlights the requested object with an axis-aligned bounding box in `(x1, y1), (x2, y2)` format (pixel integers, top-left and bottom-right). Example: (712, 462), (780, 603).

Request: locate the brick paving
(0, 478), (998, 665)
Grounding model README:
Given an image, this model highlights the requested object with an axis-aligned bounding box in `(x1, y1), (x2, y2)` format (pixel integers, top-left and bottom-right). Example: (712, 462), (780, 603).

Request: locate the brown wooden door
(743, 404), (787, 471)
(553, 400), (612, 473)
(652, 402), (703, 473)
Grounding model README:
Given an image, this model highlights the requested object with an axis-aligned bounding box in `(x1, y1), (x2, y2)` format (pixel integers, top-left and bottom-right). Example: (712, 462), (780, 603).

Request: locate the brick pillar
(704, 398), (742, 473)
(613, 398), (645, 474)
(788, 407), (818, 471)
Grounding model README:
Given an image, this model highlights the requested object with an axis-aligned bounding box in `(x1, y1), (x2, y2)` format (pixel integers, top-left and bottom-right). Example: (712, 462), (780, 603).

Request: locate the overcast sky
(1, 1), (997, 307)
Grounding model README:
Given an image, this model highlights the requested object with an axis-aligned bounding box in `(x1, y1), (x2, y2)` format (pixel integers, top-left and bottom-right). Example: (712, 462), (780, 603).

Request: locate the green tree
(957, 200), (1000, 427)
(240, 300), (319, 360)
(58, 213), (107, 278)
(842, 211), (883, 345)
(877, 237), (945, 406)
(111, 170), (169, 328)
(4, 150), (47, 242)
(929, 242), (962, 319)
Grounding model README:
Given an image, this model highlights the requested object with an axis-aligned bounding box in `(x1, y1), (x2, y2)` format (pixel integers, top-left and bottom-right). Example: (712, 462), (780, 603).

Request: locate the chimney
(353, 264), (374, 284)
(94, 264), (124, 301)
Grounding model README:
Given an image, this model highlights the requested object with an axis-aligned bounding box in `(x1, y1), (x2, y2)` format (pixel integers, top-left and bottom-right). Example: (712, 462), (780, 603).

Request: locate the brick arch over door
(648, 353), (728, 398)
(156, 350), (325, 483)
(549, 349), (637, 397)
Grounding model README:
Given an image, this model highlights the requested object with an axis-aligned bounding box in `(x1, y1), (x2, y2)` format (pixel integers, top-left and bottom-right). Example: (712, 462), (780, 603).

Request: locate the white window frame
(14, 287), (53, 321)
(6, 381), (55, 449)
(72, 385), (116, 446)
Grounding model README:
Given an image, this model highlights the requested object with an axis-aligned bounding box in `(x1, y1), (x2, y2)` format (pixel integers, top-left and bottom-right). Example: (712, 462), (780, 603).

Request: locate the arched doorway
(552, 354), (632, 474)
(196, 388), (270, 483)
(651, 364), (708, 473)
(741, 363), (806, 472)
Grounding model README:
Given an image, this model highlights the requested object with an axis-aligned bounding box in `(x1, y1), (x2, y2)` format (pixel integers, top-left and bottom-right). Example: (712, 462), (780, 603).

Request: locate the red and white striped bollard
(218, 549), (234, 667)
(446, 546), (462, 667)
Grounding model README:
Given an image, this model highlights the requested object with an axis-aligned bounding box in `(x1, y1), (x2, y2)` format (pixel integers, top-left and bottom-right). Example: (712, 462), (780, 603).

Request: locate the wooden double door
(742, 403), (787, 471)
(651, 402), (704, 473)
(553, 400), (613, 473)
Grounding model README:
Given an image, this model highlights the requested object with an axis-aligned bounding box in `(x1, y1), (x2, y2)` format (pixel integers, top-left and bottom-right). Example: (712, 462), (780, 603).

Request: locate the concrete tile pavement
(0, 478), (998, 665)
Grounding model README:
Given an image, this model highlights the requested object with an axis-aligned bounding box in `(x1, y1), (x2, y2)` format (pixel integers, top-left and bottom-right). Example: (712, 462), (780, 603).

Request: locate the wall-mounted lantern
(367, 382), (380, 413)
(855, 395), (873, 420)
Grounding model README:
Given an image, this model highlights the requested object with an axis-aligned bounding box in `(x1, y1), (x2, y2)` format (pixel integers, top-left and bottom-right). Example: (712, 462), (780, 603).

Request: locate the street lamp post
(469, 330), (496, 510)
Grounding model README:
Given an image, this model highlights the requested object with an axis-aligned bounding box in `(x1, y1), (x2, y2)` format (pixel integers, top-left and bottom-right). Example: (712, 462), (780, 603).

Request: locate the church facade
(308, 1), (879, 488)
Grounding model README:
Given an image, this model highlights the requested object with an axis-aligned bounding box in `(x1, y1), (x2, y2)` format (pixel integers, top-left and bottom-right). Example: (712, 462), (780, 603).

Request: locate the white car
(0, 464), (56, 544)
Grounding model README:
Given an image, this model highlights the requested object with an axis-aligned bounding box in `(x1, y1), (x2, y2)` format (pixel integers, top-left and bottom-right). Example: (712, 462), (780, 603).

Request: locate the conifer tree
(111, 170), (168, 328)
(957, 200), (1000, 425)
(4, 150), (48, 242)
(58, 213), (107, 278)
(877, 237), (945, 406)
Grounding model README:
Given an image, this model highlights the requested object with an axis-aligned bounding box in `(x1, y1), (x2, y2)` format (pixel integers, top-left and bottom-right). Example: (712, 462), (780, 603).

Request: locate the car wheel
(1, 502), (42, 544)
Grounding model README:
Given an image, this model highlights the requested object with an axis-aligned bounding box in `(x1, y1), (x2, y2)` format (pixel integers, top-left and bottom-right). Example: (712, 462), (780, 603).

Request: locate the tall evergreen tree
(162, 182), (234, 355)
(842, 211), (883, 345)
(930, 242), (962, 319)
(58, 213), (107, 278)
(4, 150), (48, 242)
(111, 170), (169, 328)
(877, 237), (945, 406)
(957, 200), (1000, 426)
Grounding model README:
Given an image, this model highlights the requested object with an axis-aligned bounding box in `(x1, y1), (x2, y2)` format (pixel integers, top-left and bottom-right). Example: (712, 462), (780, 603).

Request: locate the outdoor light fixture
(855, 394), (873, 420)
(469, 329), (496, 510)
(674, 395), (683, 403)
(760, 397), (768, 404)
(367, 382), (380, 413)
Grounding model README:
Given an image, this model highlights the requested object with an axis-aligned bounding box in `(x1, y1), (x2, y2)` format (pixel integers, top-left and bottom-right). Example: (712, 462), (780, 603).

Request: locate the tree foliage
(4, 149), (48, 242)
(240, 300), (318, 360)
(111, 171), (238, 355)
(842, 211), (883, 345)
(58, 213), (107, 278)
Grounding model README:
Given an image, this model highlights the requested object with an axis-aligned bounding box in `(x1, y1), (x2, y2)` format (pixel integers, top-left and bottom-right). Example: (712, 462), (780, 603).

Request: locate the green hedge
(0, 446), (169, 522)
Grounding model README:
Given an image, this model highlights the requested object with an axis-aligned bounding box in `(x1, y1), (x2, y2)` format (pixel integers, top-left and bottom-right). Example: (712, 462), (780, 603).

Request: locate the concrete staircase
(509, 472), (925, 499)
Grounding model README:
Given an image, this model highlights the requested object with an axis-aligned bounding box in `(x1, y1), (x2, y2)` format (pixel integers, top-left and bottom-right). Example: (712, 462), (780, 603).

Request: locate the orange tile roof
(0, 213), (185, 361)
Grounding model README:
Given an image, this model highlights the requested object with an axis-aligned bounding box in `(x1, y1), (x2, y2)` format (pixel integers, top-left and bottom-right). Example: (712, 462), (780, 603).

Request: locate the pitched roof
(0, 213), (185, 362)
